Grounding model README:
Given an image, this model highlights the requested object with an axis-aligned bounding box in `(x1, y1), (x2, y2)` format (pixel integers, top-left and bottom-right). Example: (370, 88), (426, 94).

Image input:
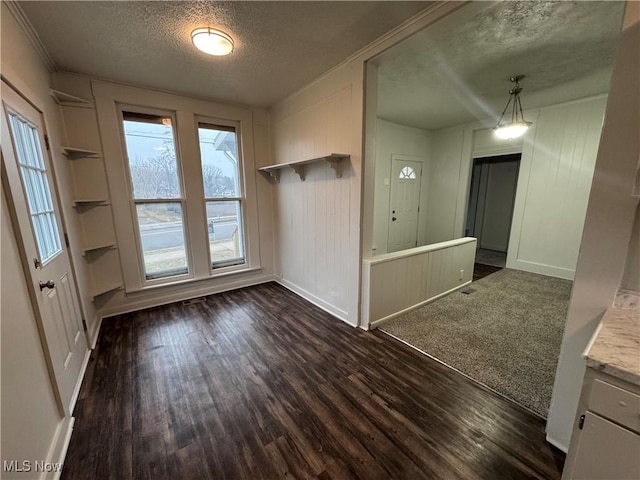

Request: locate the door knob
(392, 216), (397, 221)
(39, 280), (55, 291)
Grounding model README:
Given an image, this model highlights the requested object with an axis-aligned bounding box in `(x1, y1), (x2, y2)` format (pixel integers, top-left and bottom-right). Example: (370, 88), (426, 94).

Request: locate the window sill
(124, 266), (263, 294)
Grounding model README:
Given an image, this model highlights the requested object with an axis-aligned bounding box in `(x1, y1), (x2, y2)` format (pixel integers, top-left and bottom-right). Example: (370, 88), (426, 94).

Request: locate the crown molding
(4, 1), (57, 73)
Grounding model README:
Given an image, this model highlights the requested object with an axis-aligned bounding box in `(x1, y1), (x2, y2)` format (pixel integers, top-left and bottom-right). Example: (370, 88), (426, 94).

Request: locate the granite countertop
(584, 306), (640, 385)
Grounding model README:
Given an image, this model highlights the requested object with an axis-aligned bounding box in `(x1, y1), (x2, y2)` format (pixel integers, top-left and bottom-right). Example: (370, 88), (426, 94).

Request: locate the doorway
(466, 154), (520, 268)
(387, 156), (422, 253)
(1, 80), (88, 415)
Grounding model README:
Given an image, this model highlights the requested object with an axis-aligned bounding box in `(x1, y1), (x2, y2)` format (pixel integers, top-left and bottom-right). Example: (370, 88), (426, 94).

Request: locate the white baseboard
(67, 349), (91, 415)
(506, 259), (575, 280)
(545, 433), (568, 453)
(370, 280), (471, 329)
(97, 273), (275, 319)
(275, 278), (352, 326)
(42, 416), (74, 480)
(89, 314), (102, 349)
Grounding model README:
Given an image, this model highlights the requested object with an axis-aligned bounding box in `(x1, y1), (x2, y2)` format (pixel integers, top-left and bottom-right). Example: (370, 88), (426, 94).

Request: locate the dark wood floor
(62, 282), (564, 480)
(473, 263), (503, 282)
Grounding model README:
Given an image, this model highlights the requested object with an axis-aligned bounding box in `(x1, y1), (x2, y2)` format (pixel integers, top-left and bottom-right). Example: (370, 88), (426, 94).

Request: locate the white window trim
(195, 115), (248, 272)
(118, 104), (193, 285)
(93, 81), (262, 292)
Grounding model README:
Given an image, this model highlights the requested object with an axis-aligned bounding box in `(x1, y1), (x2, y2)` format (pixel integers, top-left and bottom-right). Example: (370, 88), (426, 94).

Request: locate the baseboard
(67, 348), (91, 415)
(41, 416), (74, 480)
(97, 273), (275, 319)
(545, 433), (568, 454)
(275, 278), (352, 326)
(506, 259), (575, 280)
(89, 314), (102, 349)
(370, 280), (471, 329)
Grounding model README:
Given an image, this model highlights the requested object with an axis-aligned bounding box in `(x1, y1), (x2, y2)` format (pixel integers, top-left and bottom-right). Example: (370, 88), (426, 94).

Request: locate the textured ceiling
(375, 1), (626, 130)
(18, 1), (432, 107)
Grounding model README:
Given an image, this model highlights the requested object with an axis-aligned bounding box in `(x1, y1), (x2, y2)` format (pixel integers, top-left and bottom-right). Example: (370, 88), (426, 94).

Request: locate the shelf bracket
(290, 164), (306, 181)
(326, 158), (343, 178)
(266, 169), (280, 183)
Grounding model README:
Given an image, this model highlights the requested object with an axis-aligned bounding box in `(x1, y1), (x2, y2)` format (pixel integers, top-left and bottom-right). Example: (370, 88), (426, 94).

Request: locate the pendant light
(493, 75), (533, 140)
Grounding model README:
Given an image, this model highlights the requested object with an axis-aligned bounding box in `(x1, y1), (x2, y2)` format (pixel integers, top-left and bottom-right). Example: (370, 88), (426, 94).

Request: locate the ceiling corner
(4, 0), (57, 73)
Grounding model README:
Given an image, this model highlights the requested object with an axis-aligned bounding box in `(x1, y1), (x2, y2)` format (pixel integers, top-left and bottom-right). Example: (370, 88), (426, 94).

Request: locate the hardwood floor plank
(62, 282), (563, 479)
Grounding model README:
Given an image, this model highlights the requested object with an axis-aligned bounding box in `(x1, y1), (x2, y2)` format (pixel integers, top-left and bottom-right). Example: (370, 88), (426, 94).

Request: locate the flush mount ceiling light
(191, 27), (234, 56)
(493, 75), (533, 140)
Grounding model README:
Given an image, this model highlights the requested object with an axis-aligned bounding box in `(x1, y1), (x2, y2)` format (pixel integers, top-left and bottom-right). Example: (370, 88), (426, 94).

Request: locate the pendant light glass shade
(493, 75), (532, 140)
(191, 27), (234, 56)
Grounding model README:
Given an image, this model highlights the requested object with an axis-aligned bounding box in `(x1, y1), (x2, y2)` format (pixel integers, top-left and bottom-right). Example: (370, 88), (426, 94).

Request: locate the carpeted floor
(380, 268), (572, 418)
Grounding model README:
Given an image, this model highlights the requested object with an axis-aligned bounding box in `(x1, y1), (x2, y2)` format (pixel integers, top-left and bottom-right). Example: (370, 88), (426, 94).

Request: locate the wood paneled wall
(271, 86), (355, 322)
(507, 96), (607, 279)
(362, 238), (476, 329)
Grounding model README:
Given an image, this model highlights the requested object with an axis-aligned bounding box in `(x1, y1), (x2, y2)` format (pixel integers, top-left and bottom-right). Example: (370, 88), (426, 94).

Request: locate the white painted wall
(373, 119), (431, 254)
(270, 83), (355, 322)
(548, 3), (640, 452)
(507, 96), (608, 279)
(424, 125), (467, 245)
(620, 202), (640, 294)
(1, 2), (74, 473)
(422, 95), (607, 280)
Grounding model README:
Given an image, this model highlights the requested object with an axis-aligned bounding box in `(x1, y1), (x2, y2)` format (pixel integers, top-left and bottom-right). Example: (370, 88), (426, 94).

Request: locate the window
(121, 111), (189, 280)
(7, 112), (62, 263)
(198, 123), (245, 268)
(399, 166), (417, 179)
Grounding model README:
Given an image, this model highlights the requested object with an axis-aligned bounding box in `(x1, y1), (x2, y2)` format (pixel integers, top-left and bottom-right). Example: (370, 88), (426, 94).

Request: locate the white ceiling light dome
(191, 27), (234, 56)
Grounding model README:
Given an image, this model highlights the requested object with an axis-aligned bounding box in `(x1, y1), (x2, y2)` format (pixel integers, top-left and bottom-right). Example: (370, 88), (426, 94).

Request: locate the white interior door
(1, 81), (88, 415)
(388, 157), (422, 252)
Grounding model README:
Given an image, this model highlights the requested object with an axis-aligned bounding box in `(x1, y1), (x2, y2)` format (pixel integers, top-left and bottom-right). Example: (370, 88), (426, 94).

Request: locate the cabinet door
(571, 412), (640, 479)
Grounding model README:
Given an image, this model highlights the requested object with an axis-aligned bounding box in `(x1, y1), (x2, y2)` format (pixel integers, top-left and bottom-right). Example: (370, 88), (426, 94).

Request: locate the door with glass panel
(1, 80), (88, 415)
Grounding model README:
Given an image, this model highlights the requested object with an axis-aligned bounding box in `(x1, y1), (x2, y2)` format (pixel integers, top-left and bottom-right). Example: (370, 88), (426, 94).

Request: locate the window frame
(118, 104), (193, 285)
(196, 117), (248, 272)
(93, 81), (262, 293)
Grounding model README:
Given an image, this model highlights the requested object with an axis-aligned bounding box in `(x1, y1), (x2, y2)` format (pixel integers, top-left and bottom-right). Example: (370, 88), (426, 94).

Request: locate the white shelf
(61, 146), (102, 160)
(50, 89), (93, 108)
(82, 243), (117, 256)
(91, 281), (123, 299)
(73, 199), (109, 207)
(259, 153), (349, 182)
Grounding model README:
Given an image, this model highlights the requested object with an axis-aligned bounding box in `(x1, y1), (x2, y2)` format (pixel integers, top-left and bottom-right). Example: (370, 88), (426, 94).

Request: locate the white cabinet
(563, 370), (640, 479)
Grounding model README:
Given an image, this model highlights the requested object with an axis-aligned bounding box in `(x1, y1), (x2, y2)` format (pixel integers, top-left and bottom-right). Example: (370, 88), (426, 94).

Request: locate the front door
(388, 157), (423, 253)
(1, 81), (88, 415)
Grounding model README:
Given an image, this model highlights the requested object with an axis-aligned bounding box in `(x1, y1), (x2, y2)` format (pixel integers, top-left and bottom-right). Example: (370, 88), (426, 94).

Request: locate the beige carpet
(380, 268), (572, 418)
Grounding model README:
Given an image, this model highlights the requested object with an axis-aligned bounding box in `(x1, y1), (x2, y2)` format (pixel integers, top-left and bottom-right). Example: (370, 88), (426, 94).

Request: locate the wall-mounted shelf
(82, 243), (117, 257)
(91, 281), (123, 299)
(61, 146), (102, 160)
(259, 153), (349, 182)
(50, 89), (93, 108)
(73, 199), (110, 207)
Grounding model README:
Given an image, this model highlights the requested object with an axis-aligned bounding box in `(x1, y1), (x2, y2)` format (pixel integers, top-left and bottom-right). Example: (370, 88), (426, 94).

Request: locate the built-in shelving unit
(50, 89), (93, 108)
(55, 84), (124, 304)
(61, 146), (102, 160)
(259, 153), (349, 182)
